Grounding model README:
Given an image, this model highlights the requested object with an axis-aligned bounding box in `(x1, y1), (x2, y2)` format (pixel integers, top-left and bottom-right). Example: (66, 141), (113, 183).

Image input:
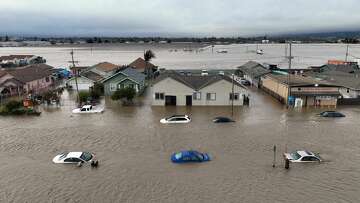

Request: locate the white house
(152, 71), (248, 106)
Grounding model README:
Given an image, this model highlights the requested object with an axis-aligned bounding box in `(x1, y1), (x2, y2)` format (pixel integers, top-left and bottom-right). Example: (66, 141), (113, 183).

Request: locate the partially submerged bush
(111, 87), (136, 103)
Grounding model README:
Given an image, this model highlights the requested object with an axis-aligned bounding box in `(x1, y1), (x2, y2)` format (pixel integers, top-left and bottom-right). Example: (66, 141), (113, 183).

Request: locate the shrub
(78, 91), (90, 103)
(111, 87), (136, 102)
(5, 100), (23, 111)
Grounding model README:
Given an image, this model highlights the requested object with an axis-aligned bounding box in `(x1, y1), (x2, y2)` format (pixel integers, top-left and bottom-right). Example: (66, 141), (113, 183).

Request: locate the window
(176, 118), (187, 121)
(301, 157), (312, 161)
(155, 93), (164, 100)
(129, 84), (135, 89)
(45, 77), (50, 82)
(193, 92), (201, 100)
(206, 93), (216, 101)
(110, 83), (116, 91)
(229, 93), (239, 100)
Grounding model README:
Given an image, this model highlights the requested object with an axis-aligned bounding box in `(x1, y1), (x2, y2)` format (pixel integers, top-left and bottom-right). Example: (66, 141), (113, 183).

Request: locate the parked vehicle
(213, 116), (234, 123)
(160, 115), (191, 124)
(256, 49), (264, 55)
(240, 79), (251, 86)
(72, 105), (104, 114)
(201, 70), (209, 76)
(216, 49), (228, 53)
(171, 150), (211, 163)
(319, 111), (345, 118)
(52, 151), (97, 165)
(218, 71), (225, 75)
(284, 150), (321, 163)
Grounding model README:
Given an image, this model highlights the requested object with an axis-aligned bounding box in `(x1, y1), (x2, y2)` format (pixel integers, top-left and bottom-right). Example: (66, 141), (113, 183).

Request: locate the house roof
(237, 61), (271, 78)
(81, 71), (104, 82)
(0, 77), (24, 86)
(0, 55), (35, 61)
(0, 70), (7, 78)
(266, 73), (336, 87)
(313, 64), (360, 74)
(101, 67), (146, 84)
(92, 62), (119, 72)
(307, 70), (360, 90)
(154, 71), (246, 90)
(5, 64), (54, 83)
(129, 57), (157, 72)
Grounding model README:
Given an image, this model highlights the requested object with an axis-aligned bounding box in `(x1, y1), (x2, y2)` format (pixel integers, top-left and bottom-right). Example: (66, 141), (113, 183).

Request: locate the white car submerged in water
(284, 150), (321, 163)
(160, 115), (191, 124)
(52, 152), (95, 164)
(72, 105), (104, 114)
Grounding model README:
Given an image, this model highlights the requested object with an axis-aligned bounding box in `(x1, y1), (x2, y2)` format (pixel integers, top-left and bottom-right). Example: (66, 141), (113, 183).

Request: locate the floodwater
(0, 43), (359, 69)
(0, 88), (360, 202)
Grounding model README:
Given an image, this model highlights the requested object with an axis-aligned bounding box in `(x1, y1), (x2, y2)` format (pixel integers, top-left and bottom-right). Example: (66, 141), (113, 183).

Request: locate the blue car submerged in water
(171, 150), (211, 163)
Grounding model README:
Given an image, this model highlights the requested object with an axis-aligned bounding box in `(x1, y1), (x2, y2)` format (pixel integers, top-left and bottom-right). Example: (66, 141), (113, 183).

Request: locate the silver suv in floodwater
(284, 150), (321, 163)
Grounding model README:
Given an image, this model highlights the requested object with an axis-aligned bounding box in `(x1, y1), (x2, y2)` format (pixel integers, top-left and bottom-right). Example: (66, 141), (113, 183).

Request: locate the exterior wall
(25, 76), (53, 93)
(152, 77), (247, 106)
(66, 77), (94, 91)
(261, 76), (288, 102)
(152, 78), (194, 106)
(193, 80), (246, 106)
(339, 87), (360, 98)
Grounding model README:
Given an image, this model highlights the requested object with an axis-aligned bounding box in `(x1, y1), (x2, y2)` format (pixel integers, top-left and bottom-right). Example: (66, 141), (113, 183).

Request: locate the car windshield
(166, 116), (175, 120)
(175, 152), (182, 159)
(192, 151), (204, 160)
(58, 152), (68, 160)
(80, 152), (93, 161)
(290, 152), (301, 160)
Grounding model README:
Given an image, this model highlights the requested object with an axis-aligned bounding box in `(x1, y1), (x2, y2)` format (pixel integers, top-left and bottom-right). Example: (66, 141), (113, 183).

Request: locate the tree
(78, 91), (90, 103)
(90, 83), (104, 100)
(111, 87), (136, 105)
(144, 50), (156, 79)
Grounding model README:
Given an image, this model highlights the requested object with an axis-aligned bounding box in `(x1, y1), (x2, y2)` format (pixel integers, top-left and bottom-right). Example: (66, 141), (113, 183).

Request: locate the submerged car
(171, 150), (210, 163)
(284, 150), (321, 163)
(213, 117), (235, 123)
(319, 111), (345, 118)
(160, 115), (191, 124)
(52, 152), (95, 164)
(72, 105), (104, 114)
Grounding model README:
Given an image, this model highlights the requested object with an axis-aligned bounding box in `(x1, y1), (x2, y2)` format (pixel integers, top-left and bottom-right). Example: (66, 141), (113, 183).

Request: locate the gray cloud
(0, 0), (359, 37)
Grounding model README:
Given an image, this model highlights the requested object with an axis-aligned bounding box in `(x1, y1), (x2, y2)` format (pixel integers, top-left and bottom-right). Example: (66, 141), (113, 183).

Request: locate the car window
(301, 156), (312, 161)
(290, 152), (301, 160)
(176, 118), (187, 121)
(81, 108), (86, 112)
(309, 157), (319, 161)
(64, 158), (74, 162)
(80, 152), (93, 161)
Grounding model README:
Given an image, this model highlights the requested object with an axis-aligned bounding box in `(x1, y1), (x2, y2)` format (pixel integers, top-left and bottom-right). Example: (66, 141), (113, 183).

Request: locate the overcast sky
(1, 0), (359, 37)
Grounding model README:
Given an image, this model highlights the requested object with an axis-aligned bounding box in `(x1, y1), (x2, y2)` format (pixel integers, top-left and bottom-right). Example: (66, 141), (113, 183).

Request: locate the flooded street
(0, 88), (359, 202)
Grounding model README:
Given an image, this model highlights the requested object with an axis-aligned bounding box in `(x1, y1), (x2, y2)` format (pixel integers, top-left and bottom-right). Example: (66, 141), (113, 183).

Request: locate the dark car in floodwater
(213, 117), (235, 123)
(319, 111), (345, 118)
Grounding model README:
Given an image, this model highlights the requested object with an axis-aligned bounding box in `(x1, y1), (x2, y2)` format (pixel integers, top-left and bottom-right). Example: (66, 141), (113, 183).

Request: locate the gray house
(236, 61), (271, 87)
(152, 71), (248, 106)
(102, 67), (146, 96)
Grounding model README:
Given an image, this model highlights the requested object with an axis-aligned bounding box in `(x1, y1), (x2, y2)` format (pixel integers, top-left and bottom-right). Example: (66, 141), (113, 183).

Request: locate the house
(5, 64), (55, 94)
(0, 55), (46, 68)
(129, 57), (158, 74)
(261, 73), (340, 107)
(236, 61), (271, 87)
(152, 71), (248, 106)
(70, 66), (89, 76)
(0, 70), (24, 97)
(88, 62), (119, 77)
(102, 67), (146, 96)
(66, 71), (104, 91)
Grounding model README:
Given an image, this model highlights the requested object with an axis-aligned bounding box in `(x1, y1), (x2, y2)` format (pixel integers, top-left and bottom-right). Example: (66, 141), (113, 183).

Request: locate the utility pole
(287, 42), (292, 108)
(231, 74), (235, 117)
(345, 44), (349, 62)
(70, 49), (80, 105)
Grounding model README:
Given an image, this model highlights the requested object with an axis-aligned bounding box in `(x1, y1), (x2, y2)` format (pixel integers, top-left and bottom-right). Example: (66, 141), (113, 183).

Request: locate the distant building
(152, 71), (248, 106)
(87, 62), (120, 77)
(66, 71), (104, 91)
(236, 61), (271, 87)
(0, 55), (46, 68)
(261, 73), (340, 107)
(102, 67), (146, 96)
(0, 70), (24, 97)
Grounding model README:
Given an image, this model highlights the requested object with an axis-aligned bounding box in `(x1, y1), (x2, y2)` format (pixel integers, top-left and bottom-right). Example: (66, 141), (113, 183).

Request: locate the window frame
(155, 92), (165, 100)
(193, 92), (201, 100)
(206, 93), (216, 101)
(229, 93), (239, 101)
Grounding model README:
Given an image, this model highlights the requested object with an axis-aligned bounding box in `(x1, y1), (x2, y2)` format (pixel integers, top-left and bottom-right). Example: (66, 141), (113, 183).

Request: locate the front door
(186, 95), (192, 106)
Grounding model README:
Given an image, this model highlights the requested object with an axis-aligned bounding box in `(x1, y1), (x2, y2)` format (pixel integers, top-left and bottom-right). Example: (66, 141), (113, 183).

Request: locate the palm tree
(144, 50), (155, 79)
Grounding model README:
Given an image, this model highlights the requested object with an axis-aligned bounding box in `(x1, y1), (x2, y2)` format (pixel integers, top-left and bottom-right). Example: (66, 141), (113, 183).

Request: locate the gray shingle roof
(5, 64), (54, 83)
(101, 67), (145, 84)
(154, 71), (245, 90)
(237, 61), (271, 78)
(307, 71), (360, 90)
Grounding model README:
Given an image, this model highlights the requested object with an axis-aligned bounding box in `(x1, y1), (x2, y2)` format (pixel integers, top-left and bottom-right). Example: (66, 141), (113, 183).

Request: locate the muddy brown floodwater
(0, 88), (359, 203)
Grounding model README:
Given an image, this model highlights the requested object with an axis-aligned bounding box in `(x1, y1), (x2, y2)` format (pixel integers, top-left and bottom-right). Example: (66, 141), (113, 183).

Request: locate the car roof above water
(297, 150), (314, 157)
(82, 105), (92, 108)
(67, 152), (83, 158)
